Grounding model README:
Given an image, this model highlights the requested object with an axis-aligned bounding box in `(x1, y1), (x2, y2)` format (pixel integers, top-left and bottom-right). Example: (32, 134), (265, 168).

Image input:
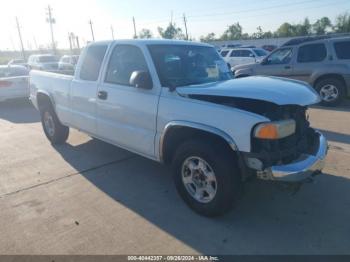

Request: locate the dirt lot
(0, 99), (349, 255)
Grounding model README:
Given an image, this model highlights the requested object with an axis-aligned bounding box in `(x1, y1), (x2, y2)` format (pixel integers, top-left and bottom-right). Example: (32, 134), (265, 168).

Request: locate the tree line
(135, 12), (350, 41)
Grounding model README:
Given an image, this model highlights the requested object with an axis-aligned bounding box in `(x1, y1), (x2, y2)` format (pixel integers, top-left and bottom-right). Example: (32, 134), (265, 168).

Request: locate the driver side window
(105, 45), (149, 86)
(265, 48), (293, 65)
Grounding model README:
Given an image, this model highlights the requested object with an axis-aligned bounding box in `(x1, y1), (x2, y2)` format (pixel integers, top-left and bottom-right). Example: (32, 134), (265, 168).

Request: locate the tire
(315, 78), (345, 107)
(40, 105), (69, 145)
(172, 139), (241, 217)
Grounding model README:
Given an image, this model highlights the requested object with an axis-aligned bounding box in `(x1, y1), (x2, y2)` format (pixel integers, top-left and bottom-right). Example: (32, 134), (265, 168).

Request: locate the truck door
(96, 44), (159, 158)
(70, 44), (108, 135)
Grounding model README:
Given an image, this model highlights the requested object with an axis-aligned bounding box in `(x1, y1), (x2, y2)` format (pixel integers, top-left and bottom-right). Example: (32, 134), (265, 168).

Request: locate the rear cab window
(80, 45), (108, 81)
(333, 41), (350, 60)
(297, 43), (327, 63)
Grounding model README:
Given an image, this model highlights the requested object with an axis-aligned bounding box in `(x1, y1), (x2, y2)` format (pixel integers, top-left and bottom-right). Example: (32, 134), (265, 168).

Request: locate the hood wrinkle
(177, 76), (320, 106)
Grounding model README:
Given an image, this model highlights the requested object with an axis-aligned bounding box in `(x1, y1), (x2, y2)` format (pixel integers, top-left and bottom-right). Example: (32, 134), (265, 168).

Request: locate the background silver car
(233, 36), (350, 106)
(27, 54), (59, 71)
(0, 65), (29, 102)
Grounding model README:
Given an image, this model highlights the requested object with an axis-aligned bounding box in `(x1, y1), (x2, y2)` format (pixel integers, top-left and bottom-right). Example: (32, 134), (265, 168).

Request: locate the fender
(159, 120), (238, 163)
(36, 89), (56, 110)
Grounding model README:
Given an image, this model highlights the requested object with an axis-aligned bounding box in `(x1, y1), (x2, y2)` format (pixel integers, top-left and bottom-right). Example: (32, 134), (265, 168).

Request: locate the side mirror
(129, 71), (153, 90)
(260, 58), (267, 65)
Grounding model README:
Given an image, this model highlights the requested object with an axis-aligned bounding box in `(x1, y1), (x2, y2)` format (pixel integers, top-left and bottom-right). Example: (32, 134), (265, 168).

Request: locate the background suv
(58, 55), (79, 71)
(220, 47), (268, 67)
(27, 54), (59, 71)
(232, 36), (350, 106)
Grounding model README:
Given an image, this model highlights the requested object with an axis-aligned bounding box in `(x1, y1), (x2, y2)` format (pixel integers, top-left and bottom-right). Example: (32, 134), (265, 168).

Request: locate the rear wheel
(172, 139), (241, 217)
(40, 106), (69, 144)
(315, 78), (345, 107)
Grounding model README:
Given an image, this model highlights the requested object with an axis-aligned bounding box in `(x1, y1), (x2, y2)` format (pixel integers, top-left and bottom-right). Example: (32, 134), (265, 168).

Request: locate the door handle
(98, 91), (108, 100)
(284, 65), (292, 69)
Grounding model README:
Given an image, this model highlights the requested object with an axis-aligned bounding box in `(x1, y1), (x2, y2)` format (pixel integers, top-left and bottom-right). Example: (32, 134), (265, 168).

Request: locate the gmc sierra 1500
(30, 40), (328, 216)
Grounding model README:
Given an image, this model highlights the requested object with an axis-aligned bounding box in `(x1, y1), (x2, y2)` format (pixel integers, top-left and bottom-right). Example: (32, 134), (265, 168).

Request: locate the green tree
(251, 26), (264, 39)
(158, 23), (185, 39)
(138, 29), (153, 39)
(275, 22), (297, 37)
(220, 22), (242, 40)
(313, 17), (332, 35)
(333, 12), (350, 33)
(294, 18), (312, 36)
(200, 32), (216, 42)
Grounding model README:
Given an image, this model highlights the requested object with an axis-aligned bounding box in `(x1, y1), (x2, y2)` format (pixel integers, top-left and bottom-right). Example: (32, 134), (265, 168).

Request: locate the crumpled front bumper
(256, 131), (328, 182)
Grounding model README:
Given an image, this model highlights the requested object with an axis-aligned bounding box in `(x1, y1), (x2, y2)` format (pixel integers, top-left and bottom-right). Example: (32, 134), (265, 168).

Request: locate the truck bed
(29, 70), (74, 123)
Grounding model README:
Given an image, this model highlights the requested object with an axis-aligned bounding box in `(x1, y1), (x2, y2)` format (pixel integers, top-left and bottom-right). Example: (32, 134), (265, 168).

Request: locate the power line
(187, 0), (321, 19)
(189, 0), (348, 23)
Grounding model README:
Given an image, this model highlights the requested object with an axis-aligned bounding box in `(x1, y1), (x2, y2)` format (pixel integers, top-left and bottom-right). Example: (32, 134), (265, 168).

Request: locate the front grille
(251, 106), (319, 167)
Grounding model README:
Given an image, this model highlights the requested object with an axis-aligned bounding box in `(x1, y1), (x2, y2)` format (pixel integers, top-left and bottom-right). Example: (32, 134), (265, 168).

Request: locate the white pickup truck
(30, 40), (328, 216)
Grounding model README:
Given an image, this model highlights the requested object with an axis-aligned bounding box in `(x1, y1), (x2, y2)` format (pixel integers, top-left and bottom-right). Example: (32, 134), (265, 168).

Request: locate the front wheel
(172, 139), (241, 217)
(315, 78), (345, 107)
(40, 106), (69, 144)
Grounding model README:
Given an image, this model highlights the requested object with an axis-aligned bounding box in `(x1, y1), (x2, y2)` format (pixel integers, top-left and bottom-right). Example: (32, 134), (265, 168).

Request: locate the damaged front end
(186, 94), (328, 182)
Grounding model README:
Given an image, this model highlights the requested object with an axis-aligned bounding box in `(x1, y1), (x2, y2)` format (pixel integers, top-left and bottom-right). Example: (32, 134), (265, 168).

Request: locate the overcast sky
(1, 0), (349, 51)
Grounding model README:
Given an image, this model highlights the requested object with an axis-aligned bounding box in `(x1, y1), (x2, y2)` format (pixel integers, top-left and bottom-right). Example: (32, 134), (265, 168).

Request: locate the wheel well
(314, 74), (346, 92)
(161, 126), (237, 165)
(37, 93), (54, 112)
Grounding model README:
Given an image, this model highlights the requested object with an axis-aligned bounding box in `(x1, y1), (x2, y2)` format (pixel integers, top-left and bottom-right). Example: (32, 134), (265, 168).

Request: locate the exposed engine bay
(187, 94), (320, 168)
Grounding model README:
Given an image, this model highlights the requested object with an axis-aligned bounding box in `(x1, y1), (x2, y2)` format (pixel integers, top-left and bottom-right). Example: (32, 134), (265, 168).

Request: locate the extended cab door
(96, 44), (159, 158)
(70, 44), (108, 134)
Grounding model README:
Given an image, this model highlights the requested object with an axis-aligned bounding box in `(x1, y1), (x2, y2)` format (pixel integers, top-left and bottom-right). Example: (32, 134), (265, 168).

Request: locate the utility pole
(88, 19), (95, 41)
(76, 36), (80, 50)
(33, 36), (38, 50)
(45, 5), (56, 54)
(183, 13), (189, 40)
(132, 17), (137, 38)
(15, 17), (25, 60)
(111, 25), (115, 40)
(68, 32), (73, 54)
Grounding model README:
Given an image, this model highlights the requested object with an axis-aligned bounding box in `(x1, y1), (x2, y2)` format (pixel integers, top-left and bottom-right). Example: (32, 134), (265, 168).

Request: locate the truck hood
(176, 76), (320, 106)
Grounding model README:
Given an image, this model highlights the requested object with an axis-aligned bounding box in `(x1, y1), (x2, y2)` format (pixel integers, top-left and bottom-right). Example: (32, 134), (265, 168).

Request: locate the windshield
(253, 49), (267, 57)
(39, 56), (57, 63)
(148, 45), (232, 88)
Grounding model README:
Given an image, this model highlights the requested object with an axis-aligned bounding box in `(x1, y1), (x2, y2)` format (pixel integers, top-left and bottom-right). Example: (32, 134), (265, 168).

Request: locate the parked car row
(1, 54), (79, 102)
(0, 65), (29, 102)
(220, 47), (268, 67)
(7, 54), (79, 72)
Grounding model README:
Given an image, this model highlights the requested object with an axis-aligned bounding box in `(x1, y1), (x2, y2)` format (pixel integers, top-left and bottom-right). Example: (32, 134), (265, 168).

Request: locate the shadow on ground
(0, 98), (39, 123)
(55, 138), (350, 254)
(312, 99), (350, 113)
(317, 129), (350, 145)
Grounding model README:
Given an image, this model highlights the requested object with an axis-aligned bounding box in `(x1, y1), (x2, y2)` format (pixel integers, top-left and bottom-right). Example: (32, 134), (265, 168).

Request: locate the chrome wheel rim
(181, 157), (217, 203)
(43, 111), (55, 137)
(320, 84), (339, 102)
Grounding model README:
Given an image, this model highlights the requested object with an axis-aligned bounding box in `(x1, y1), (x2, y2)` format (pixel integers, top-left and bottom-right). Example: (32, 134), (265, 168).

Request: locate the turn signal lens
(254, 120), (296, 140)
